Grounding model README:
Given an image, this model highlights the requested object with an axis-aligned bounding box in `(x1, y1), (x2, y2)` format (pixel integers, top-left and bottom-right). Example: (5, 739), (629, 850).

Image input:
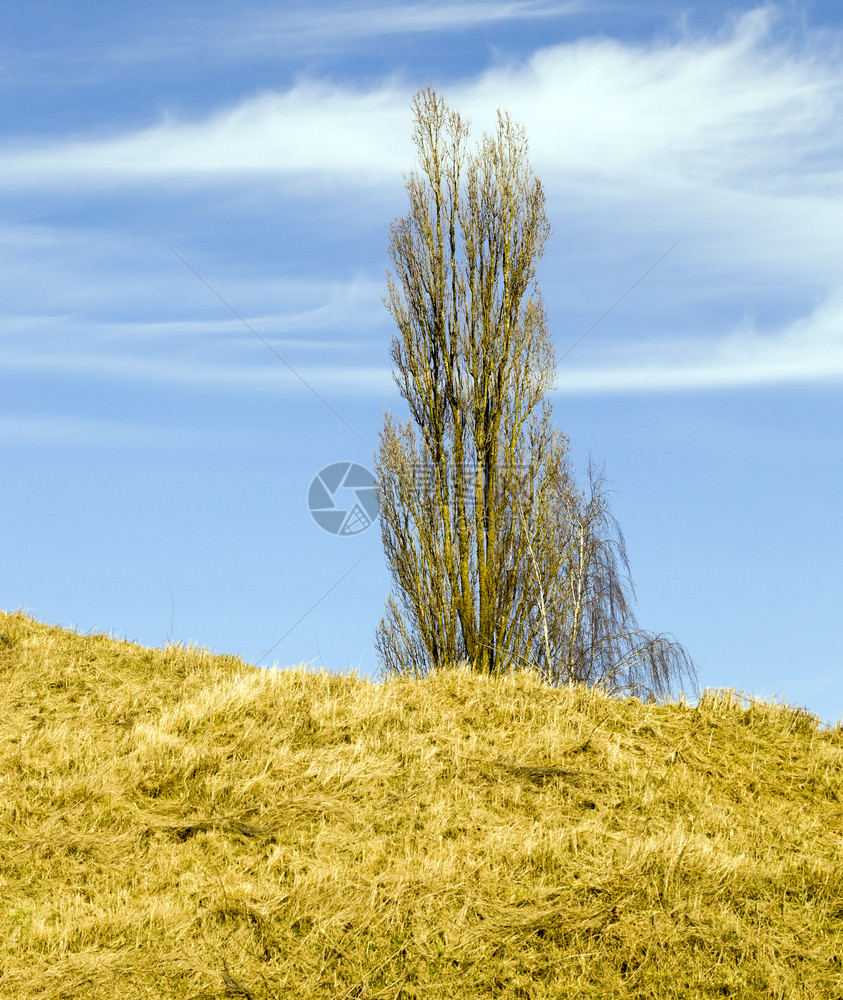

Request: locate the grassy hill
(1, 608), (841, 999)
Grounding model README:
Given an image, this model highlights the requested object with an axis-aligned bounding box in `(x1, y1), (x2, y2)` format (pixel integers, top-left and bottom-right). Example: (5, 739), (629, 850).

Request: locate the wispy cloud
(101, 2), (587, 65)
(1, 346), (394, 393)
(0, 2), (589, 94)
(554, 288), (843, 393)
(1, 7), (840, 193)
(5, 281), (842, 395)
(0, 414), (230, 447)
(3, 7), (843, 395)
(212, 1), (587, 50)
(475, 9), (843, 190)
(0, 221), (387, 339)
(0, 82), (410, 185)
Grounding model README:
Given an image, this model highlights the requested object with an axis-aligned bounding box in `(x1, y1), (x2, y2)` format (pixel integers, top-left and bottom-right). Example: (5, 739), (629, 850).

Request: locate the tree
(374, 87), (698, 706)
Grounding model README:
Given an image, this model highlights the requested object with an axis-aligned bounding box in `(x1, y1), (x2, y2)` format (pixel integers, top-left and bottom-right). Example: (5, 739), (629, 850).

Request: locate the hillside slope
(0, 609), (841, 999)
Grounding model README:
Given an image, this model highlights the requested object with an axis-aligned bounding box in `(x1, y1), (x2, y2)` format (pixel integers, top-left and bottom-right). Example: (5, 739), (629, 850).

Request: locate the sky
(2, 1), (842, 729)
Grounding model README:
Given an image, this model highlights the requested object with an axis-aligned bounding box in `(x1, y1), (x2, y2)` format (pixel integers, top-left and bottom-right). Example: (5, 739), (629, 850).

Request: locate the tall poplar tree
(374, 88), (697, 705)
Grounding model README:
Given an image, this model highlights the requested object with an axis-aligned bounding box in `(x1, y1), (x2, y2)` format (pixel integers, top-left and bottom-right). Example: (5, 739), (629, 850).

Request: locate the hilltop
(0, 609), (841, 999)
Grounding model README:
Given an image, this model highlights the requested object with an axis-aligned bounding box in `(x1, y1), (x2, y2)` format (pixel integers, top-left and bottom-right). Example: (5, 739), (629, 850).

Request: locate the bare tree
(374, 87), (697, 706)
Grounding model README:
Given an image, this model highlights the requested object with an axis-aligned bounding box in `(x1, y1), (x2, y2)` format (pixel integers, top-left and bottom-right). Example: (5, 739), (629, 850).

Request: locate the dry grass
(0, 608), (841, 999)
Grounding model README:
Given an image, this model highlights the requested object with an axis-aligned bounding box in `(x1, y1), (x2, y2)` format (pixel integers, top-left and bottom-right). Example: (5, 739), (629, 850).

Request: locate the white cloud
(0, 414), (220, 447)
(2, 349), (395, 394)
(0, 220), (388, 341)
(222, 1), (587, 50)
(554, 287), (843, 392)
(1, 7), (841, 194)
(506, 13), (839, 190)
(0, 82), (412, 186)
(5, 283), (843, 396)
(3, 7), (843, 396)
(94, 1), (586, 68)
(0, 309), (393, 392)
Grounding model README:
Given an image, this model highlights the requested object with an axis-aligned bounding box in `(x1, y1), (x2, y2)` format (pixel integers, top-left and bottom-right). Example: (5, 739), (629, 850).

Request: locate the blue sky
(3, 1), (842, 729)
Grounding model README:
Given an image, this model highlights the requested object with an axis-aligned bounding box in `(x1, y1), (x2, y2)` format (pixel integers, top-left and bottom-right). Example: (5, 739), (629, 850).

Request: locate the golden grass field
(1, 607), (841, 998)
